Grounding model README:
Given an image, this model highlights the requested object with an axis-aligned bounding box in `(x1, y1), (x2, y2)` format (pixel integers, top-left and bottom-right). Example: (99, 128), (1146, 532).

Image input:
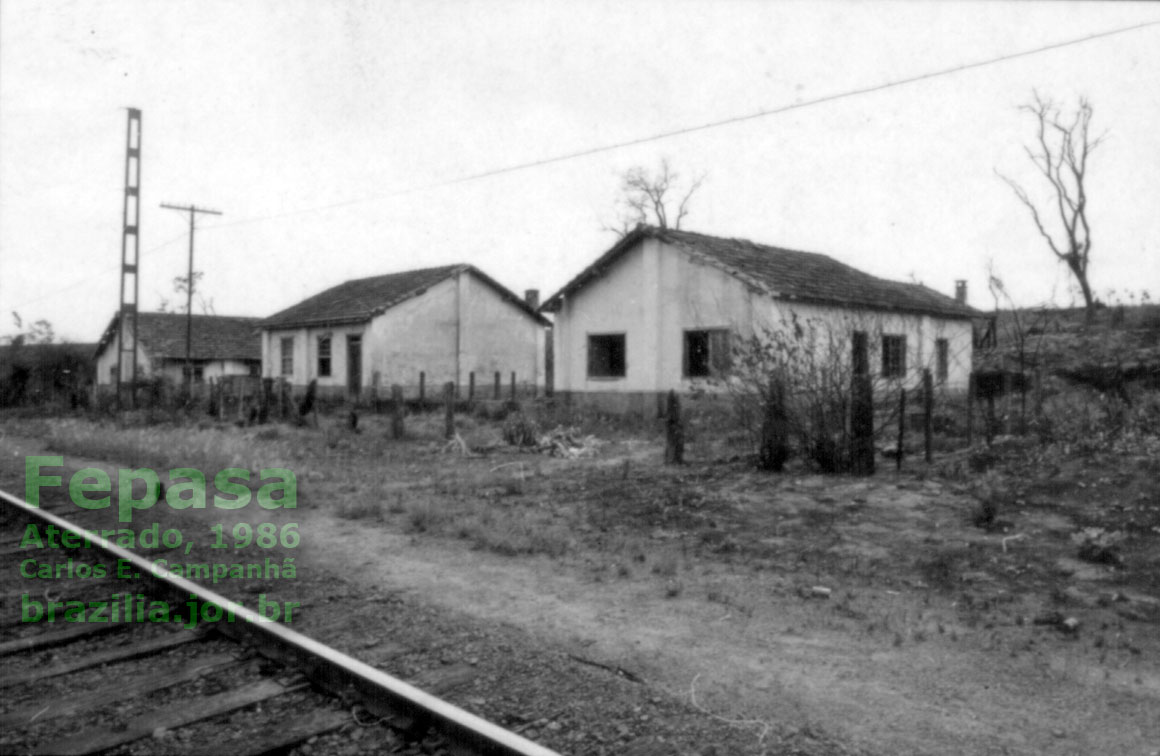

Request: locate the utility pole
(160, 203), (223, 389)
(116, 108), (143, 410)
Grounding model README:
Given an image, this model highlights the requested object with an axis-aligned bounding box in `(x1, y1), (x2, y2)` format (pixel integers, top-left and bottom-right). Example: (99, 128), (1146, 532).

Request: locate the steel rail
(0, 488), (560, 756)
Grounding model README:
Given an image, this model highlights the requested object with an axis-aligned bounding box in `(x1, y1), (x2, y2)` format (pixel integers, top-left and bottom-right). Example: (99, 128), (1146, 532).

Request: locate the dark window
(587, 334), (626, 378)
(317, 336), (332, 377)
(936, 338), (949, 383)
(280, 337), (294, 376)
(882, 334), (906, 378)
(683, 329), (731, 378)
(249, 362), (261, 377)
(182, 364), (204, 383)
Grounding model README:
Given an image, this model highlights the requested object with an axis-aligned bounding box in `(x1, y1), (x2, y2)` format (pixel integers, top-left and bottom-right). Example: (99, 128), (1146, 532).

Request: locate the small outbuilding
(541, 225), (979, 414)
(94, 312), (261, 388)
(259, 264), (548, 400)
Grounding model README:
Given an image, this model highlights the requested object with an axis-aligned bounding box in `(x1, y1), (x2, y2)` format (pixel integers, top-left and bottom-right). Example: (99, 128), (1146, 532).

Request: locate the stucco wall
(553, 238), (973, 407)
(96, 332), (254, 387)
(263, 271), (545, 398)
(94, 333), (151, 385)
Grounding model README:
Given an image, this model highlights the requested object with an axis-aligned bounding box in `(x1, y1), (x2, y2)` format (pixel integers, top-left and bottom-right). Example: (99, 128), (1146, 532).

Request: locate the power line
(10, 17), (1160, 311)
(201, 18), (1160, 232)
(7, 231), (190, 310)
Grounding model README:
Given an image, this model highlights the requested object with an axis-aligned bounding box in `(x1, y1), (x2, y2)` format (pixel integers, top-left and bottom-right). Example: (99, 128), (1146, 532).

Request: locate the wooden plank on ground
(0, 651), (238, 729)
(0, 620), (128, 657)
(188, 707), (349, 756)
(0, 629), (203, 688)
(36, 677), (294, 756)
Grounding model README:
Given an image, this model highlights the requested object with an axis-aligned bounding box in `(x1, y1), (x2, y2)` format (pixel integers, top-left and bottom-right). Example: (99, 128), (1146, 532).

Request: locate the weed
(502, 413), (540, 447)
(406, 501), (446, 533)
(336, 499), (384, 522)
(916, 548), (965, 591)
(651, 552), (680, 577)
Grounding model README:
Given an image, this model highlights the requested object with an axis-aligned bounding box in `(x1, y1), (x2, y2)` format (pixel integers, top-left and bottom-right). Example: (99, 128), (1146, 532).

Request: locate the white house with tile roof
(540, 225), (980, 415)
(260, 265), (548, 400)
(94, 312), (261, 387)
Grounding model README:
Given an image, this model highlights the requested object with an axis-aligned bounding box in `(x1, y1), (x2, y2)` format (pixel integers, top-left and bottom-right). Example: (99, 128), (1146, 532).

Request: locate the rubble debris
(534, 426), (604, 458)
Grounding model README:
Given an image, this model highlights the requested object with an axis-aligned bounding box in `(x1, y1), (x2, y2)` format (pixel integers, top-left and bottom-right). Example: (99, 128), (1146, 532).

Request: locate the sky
(2, 0), (1158, 344)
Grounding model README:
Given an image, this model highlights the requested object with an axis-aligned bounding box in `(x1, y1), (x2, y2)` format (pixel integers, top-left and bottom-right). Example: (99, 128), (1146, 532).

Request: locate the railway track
(0, 488), (559, 756)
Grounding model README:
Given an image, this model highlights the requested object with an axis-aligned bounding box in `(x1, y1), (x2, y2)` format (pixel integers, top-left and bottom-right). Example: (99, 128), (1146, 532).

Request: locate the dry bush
(501, 412), (540, 447)
(721, 314), (896, 472)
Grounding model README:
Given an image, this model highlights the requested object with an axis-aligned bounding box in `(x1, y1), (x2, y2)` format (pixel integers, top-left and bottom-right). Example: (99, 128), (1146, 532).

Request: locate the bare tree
(167, 271), (215, 314)
(607, 159), (706, 236)
(999, 92), (1105, 323)
(5, 312), (54, 345)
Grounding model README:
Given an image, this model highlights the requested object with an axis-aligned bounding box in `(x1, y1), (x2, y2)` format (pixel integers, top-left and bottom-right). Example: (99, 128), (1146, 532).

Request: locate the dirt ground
(2, 412), (1158, 756)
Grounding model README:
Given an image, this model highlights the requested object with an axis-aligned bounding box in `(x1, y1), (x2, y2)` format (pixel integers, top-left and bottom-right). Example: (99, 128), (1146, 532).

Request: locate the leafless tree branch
(1000, 93), (1102, 321)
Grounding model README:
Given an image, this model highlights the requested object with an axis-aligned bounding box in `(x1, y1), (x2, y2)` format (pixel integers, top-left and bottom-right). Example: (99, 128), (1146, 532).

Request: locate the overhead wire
(9, 17), (1160, 312)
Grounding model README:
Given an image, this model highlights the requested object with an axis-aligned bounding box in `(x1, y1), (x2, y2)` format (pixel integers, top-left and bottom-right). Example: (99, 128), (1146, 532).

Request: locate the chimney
(955, 280), (967, 305)
(524, 289), (540, 310)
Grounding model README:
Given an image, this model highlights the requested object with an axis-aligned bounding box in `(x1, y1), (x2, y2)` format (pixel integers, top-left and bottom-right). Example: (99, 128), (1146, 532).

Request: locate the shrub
(502, 412), (540, 447)
(720, 313), (897, 473)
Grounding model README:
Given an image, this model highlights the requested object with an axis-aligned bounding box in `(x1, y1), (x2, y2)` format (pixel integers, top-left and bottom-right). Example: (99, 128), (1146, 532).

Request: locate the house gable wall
(554, 238), (973, 407)
(263, 272), (545, 397)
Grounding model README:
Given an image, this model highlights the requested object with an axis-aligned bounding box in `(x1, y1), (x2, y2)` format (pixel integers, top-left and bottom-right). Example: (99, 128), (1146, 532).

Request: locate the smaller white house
(260, 264), (548, 400)
(542, 225), (980, 414)
(94, 312), (261, 387)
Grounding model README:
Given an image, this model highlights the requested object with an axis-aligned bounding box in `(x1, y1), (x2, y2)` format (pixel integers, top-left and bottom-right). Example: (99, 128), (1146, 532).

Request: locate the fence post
(510, 371), (516, 401)
(966, 372), (975, 447)
(468, 371), (475, 402)
(923, 368), (933, 464)
(443, 381), (455, 439)
(260, 378), (272, 424)
(419, 371), (426, 406)
(494, 371), (501, 400)
(896, 387), (906, 471)
(391, 384), (405, 439)
(758, 378), (789, 471)
(850, 332), (874, 476)
(664, 390), (684, 465)
(986, 393), (995, 447)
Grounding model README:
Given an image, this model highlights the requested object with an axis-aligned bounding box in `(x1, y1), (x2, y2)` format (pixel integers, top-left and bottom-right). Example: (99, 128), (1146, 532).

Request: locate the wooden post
(260, 377), (272, 424)
(758, 377), (789, 471)
(494, 371), (501, 400)
(895, 387), (906, 471)
(443, 381), (455, 439)
(850, 332), (874, 476)
(966, 372), (975, 447)
(237, 377), (245, 423)
(419, 371), (426, 405)
(510, 371), (516, 401)
(391, 384), (405, 439)
(986, 393), (995, 447)
(923, 368), (933, 464)
(664, 390), (684, 465)
(219, 377), (226, 420)
(468, 371), (475, 402)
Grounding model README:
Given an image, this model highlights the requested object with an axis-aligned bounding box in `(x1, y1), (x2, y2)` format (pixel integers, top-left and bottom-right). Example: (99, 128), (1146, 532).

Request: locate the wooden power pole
(160, 203), (222, 388)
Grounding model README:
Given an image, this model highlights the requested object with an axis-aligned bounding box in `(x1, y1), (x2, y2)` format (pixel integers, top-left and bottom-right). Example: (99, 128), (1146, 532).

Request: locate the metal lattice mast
(116, 109), (143, 410)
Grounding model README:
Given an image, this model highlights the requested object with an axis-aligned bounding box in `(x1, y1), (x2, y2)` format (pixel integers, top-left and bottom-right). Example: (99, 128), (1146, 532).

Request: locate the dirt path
(304, 513), (1158, 756)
